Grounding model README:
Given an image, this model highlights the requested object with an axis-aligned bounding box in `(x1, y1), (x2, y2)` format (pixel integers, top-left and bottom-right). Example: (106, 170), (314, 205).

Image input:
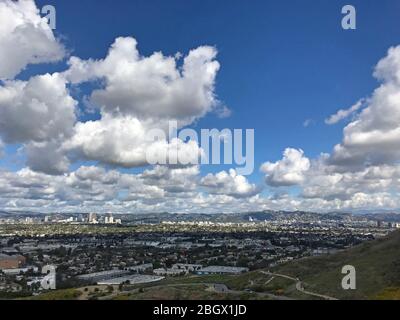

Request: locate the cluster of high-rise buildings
(88, 213), (121, 225)
(0, 213), (123, 225)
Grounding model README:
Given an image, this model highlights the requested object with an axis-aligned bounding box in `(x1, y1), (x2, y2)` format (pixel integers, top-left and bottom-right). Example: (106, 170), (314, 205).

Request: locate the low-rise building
(126, 263), (153, 273)
(153, 268), (185, 276)
(76, 269), (130, 283)
(2, 266), (38, 275)
(172, 263), (203, 273)
(0, 254), (26, 269)
(196, 266), (249, 275)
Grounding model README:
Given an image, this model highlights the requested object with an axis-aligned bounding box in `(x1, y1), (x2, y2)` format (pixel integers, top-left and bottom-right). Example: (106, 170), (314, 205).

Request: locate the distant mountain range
(1, 210), (400, 223)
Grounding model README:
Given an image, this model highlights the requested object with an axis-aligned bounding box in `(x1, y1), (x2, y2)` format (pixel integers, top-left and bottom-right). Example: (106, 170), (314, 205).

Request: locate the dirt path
(261, 271), (338, 300)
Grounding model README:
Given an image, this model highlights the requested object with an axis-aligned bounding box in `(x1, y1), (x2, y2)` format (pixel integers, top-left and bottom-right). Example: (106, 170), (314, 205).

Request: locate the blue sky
(30, 0), (399, 169)
(2, 0), (400, 213)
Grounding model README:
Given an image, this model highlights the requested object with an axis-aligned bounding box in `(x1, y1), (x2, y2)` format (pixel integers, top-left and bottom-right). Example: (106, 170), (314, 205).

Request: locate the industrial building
(153, 268), (186, 276)
(76, 269), (130, 283)
(196, 266), (249, 275)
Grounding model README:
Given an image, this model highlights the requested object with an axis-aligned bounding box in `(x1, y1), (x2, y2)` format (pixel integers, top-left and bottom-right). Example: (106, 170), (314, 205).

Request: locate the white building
(105, 214), (114, 224)
(196, 266), (249, 275)
(88, 213), (98, 224)
(2, 266), (39, 276)
(76, 269), (129, 283)
(172, 263), (203, 273)
(104, 214), (122, 224)
(153, 268), (185, 276)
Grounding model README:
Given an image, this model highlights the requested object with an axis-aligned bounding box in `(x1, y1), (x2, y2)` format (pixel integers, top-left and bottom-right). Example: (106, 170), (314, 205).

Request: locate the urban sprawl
(0, 211), (398, 299)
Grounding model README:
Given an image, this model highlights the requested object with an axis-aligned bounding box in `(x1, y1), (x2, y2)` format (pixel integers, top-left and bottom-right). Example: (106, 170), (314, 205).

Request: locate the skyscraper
(88, 213), (97, 224)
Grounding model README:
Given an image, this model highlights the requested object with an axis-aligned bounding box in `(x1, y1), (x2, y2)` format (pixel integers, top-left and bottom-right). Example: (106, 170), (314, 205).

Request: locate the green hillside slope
(273, 231), (400, 299)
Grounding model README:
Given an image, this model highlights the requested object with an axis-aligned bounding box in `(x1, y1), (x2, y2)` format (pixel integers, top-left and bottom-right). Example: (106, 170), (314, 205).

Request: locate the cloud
(63, 114), (203, 168)
(200, 169), (259, 198)
(0, 35), (218, 174)
(58, 37), (220, 170)
(25, 141), (71, 175)
(0, 166), (165, 211)
(261, 148), (310, 187)
(141, 165), (200, 194)
(258, 45), (400, 206)
(0, 73), (76, 144)
(261, 147), (400, 205)
(0, 72), (77, 174)
(0, 163), (399, 213)
(300, 157), (399, 201)
(331, 46), (400, 168)
(325, 99), (365, 125)
(303, 47), (400, 203)
(303, 119), (315, 127)
(0, 166), (217, 213)
(65, 37), (220, 125)
(2, 1), (400, 213)
(215, 105), (232, 118)
(0, 0), (65, 79)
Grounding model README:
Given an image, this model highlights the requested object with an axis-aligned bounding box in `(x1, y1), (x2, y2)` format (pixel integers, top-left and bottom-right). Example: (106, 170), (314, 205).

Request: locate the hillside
(273, 230), (400, 299)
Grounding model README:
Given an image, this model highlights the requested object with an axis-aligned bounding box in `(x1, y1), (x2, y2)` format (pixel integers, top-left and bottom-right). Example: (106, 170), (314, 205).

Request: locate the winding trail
(261, 271), (338, 300)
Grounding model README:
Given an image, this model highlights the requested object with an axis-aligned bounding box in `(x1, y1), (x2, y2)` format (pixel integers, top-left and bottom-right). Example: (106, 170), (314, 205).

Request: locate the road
(261, 271), (338, 300)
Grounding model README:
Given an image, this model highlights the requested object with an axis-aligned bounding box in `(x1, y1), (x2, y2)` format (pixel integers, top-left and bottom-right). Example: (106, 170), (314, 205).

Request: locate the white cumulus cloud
(261, 148), (311, 187)
(65, 37), (220, 125)
(331, 46), (400, 167)
(0, 73), (76, 144)
(0, 0), (65, 79)
(200, 169), (259, 198)
(60, 37), (220, 169)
